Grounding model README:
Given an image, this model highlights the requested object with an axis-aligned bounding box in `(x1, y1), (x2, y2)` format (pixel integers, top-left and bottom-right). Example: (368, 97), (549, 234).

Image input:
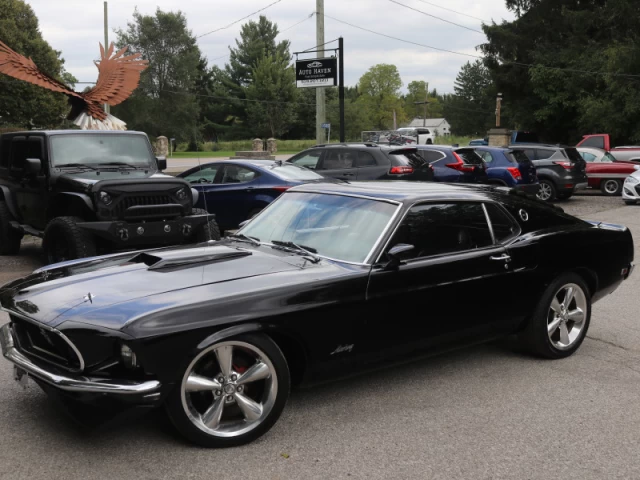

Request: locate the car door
(355, 149), (387, 180)
(181, 163), (223, 214)
(204, 164), (261, 229)
(10, 136), (48, 229)
(365, 201), (513, 357)
(317, 149), (359, 180)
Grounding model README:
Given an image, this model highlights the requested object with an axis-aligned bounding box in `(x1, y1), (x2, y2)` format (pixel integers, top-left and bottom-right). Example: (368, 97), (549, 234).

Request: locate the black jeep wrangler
(0, 130), (220, 264)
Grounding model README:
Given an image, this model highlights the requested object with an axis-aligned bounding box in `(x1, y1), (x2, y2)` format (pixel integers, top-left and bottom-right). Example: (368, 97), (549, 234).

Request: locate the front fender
(0, 185), (20, 220)
(58, 192), (94, 213)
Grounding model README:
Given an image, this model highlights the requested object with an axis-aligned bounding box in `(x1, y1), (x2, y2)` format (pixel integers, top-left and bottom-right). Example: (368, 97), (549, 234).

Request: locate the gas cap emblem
(519, 209), (529, 221)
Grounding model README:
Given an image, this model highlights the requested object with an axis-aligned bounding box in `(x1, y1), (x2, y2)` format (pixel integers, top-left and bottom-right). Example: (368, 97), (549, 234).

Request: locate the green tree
(357, 64), (406, 129)
(441, 60), (495, 136)
(244, 53), (297, 138)
(113, 8), (201, 143)
(481, 0), (640, 143)
(0, 0), (77, 128)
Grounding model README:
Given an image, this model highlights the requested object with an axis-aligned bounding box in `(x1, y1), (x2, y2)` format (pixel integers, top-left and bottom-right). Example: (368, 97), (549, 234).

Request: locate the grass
(171, 150), (302, 158)
(433, 135), (475, 146)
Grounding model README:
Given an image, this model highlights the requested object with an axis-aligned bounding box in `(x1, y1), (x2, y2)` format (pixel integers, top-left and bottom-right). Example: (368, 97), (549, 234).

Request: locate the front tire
(0, 201), (22, 255)
(192, 208), (221, 242)
(536, 179), (557, 202)
(165, 333), (290, 448)
(42, 216), (96, 264)
(520, 273), (591, 359)
(601, 179), (622, 196)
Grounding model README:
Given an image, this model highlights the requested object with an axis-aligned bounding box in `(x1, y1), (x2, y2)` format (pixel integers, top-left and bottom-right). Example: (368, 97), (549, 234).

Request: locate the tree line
(2, 0), (638, 145)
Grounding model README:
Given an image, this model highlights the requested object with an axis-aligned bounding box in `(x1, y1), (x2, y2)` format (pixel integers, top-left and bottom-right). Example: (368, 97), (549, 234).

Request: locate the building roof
(406, 118), (449, 128)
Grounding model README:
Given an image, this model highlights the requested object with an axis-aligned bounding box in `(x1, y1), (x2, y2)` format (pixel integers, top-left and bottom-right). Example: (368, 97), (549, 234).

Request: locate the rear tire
(0, 201), (22, 255)
(601, 179), (622, 196)
(536, 179), (556, 202)
(42, 216), (96, 264)
(192, 208), (221, 242)
(520, 273), (591, 359)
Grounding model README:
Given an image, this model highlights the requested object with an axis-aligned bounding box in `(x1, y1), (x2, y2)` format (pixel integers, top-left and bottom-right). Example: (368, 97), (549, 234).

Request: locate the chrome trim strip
(364, 202), (405, 265)
(0, 324), (160, 395)
(482, 203), (496, 244)
(1, 307), (85, 372)
(587, 173), (632, 179)
(282, 189), (403, 206)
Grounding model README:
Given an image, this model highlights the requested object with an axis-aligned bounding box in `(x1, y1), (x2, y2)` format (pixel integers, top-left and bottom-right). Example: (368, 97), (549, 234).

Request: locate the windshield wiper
(227, 233), (261, 246)
(97, 162), (145, 170)
(270, 240), (321, 263)
(56, 163), (99, 170)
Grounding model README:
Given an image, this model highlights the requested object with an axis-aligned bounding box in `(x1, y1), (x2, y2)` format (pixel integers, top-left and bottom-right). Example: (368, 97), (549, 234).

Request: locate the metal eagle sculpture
(0, 41), (148, 130)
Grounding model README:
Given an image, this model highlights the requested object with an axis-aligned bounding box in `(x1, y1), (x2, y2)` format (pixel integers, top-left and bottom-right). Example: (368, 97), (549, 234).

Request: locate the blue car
(469, 138), (488, 146)
(473, 146), (539, 194)
(178, 159), (336, 232)
(415, 145), (488, 183)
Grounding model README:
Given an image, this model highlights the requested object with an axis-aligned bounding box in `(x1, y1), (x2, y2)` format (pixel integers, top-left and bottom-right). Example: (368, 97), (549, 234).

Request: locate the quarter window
(580, 152), (597, 162)
(484, 203), (519, 243)
(221, 166), (257, 184)
(387, 202), (493, 261)
(357, 151), (377, 167)
(418, 150), (445, 163)
(322, 150), (356, 170)
(477, 151), (494, 163)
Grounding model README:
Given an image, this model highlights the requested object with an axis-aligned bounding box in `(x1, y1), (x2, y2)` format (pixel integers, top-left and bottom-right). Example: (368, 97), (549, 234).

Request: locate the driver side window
(289, 150), (322, 170)
(183, 165), (220, 183)
(386, 202), (494, 262)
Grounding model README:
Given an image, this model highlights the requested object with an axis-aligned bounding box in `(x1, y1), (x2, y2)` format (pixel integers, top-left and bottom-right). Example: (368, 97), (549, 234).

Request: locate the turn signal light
(554, 161), (574, 170)
(389, 166), (414, 174)
(445, 152), (476, 172)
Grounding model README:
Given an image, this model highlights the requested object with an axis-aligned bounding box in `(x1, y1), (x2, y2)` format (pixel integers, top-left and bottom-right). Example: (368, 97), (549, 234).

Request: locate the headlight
(120, 344), (138, 369)
(625, 175), (639, 184)
(99, 191), (112, 205)
(176, 188), (188, 201)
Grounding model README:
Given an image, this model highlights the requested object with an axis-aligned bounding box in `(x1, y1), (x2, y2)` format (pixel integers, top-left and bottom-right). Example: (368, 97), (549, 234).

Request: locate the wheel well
(267, 331), (307, 386)
(48, 195), (95, 222)
(572, 267), (598, 297)
(487, 179), (508, 186)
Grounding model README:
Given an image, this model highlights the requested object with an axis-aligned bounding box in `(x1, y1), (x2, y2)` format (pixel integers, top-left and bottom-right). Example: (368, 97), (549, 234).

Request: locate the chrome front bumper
(0, 323), (161, 396)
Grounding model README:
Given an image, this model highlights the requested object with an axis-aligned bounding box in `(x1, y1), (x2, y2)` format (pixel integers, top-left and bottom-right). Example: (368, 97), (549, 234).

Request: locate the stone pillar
(487, 128), (511, 147)
(252, 138), (263, 152)
(267, 138), (277, 154)
(156, 136), (169, 156)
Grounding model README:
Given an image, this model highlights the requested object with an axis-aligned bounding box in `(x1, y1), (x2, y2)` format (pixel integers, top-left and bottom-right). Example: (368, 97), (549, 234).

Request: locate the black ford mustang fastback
(0, 181), (634, 447)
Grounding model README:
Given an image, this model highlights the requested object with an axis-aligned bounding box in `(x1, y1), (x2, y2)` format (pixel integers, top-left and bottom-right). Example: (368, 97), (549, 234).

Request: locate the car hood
(56, 170), (173, 189)
(0, 243), (306, 329)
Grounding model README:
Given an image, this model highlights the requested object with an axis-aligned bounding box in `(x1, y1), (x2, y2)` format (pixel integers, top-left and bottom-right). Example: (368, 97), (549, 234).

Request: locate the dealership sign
(295, 58), (338, 88)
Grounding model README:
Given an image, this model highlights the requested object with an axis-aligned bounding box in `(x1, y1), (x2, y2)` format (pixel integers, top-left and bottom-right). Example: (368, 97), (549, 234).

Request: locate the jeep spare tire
(43, 216), (96, 264)
(0, 201), (22, 255)
(192, 208), (221, 242)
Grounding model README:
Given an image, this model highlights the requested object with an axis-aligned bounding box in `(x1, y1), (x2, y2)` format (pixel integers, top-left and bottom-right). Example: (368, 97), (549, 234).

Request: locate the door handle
(490, 254), (511, 262)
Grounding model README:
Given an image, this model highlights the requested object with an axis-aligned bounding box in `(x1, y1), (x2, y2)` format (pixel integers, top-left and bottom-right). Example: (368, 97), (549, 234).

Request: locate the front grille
(11, 318), (82, 372)
(112, 194), (175, 219)
(124, 205), (183, 220)
(635, 185), (640, 195)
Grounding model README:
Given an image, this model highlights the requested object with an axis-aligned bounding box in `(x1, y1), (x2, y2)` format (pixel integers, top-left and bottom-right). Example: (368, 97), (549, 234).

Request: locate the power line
(414, 0), (486, 23)
(197, 0), (284, 38)
(209, 12), (315, 62)
(319, 12), (640, 79)
(388, 0), (483, 34)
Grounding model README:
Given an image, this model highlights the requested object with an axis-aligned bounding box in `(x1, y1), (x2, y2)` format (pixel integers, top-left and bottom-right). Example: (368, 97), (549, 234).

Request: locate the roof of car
(310, 143), (417, 151)
(2, 130), (147, 136)
(509, 143), (573, 149)
(287, 180), (503, 203)
(415, 145), (471, 151)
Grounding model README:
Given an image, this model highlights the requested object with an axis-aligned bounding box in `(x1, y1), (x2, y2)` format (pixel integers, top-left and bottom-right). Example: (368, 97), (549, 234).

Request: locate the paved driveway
(0, 195), (638, 479)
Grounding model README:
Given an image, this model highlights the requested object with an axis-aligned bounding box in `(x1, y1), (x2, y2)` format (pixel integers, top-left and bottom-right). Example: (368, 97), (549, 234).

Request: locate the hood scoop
(129, 250), (253, 272)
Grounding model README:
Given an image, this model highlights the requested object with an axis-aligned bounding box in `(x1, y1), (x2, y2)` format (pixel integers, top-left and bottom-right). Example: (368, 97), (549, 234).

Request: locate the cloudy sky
(27, 0), (515, 94)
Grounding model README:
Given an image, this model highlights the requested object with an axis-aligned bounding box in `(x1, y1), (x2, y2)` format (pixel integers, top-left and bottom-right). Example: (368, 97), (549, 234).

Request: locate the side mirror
(24, 158), (42, 176)
(156, 156), (167, 171)
(384, 243), (414, 270)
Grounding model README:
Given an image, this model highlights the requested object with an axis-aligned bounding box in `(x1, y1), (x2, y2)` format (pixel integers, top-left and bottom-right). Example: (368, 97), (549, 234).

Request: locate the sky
(26, 0), (516, 94)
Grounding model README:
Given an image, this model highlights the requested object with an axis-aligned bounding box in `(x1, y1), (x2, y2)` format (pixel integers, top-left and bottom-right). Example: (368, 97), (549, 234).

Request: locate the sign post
(294, 39), (345, 142)
(321, 123), (331, 143)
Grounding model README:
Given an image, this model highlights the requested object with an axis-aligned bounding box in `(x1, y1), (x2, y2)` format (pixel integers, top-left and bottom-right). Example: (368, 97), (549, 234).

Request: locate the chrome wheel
(537, 182), (553, 201)
(180, 341), (278, 438)
(603, 179), (620, 195)
(547, 283), (587, 350)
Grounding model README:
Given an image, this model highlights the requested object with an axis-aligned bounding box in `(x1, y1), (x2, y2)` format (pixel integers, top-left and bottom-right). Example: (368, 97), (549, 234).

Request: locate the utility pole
(103, 1), (110, 114)
(495, 92), (502, 127)
(315, 0), (325, 144)
(413, 82), (429, 127)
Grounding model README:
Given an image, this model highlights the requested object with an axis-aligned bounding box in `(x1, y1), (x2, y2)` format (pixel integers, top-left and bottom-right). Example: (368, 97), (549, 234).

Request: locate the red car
(577, 147), (640, 195)
(576, 134), (640, 163)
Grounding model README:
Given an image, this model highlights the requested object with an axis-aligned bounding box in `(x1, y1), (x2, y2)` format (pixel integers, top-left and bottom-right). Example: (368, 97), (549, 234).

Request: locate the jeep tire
(43, 216), (96, 264)
(0, 201), (22, 255)
(192, 208), (221, 242)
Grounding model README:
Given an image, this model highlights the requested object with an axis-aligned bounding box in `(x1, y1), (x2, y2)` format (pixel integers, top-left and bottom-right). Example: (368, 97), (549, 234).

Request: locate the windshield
(50, 134), (153, 167)
(238, 192), (399, 263)
(268, 164), (325, 181)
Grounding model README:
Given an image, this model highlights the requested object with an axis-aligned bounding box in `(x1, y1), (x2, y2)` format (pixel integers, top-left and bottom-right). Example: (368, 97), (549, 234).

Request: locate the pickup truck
(576, 134), (640, 163)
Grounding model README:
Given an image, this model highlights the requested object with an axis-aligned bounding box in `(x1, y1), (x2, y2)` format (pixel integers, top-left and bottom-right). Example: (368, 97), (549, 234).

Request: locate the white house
(406, 118), (452, 136)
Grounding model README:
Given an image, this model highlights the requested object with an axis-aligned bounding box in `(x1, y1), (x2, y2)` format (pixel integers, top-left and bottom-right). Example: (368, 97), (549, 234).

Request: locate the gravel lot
(0, 192), (638, 480)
